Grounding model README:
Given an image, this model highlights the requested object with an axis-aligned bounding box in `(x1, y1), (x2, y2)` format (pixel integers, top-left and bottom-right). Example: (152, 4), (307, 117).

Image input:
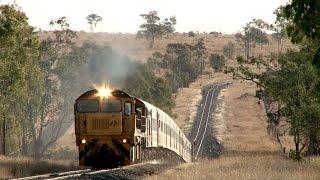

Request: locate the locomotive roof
(76, 89), (132, 100)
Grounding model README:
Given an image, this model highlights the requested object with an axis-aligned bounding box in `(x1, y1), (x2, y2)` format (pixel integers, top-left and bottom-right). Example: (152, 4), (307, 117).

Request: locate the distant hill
(39, 32), (296, 63)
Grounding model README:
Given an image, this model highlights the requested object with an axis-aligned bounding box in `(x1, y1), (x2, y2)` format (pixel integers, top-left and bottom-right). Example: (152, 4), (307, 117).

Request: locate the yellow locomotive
(74, 86), (192, 167)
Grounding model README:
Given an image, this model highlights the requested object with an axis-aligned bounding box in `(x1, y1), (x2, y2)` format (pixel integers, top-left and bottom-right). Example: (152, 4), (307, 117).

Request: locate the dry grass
(221, 82), (280, 152)
(148, 155), (320, 180)
(145, 82), (320, 180)
(0, 156), (82, 179)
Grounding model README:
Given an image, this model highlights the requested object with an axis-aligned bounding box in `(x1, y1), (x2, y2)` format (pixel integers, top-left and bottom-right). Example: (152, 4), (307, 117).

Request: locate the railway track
(11, 169), (93, 180)
(192, 83), (228, 160)
(11, 161), (169, 180)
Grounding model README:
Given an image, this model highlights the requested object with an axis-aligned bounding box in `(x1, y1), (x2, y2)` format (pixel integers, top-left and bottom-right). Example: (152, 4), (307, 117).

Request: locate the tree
(223, 41), (235, 59)
(235, 19), (270, 59)
(0, 4), (42, 155)
(123, 64), (174, 114)
(270, 10), (287, 54)
(86, 14), (102, 32)
(276, 1), (320, 71)
(193, 38), (208, 74)
(137, 11), (176, 48)
(164, 43), (197, 91)
(147, 40), (208, 92)
(210, 54), (225, 72)
(277, 1), (320, 44)
(262, 52), (320, 158)
(226, 51), (320, 158)
(26, 16), (88, 159)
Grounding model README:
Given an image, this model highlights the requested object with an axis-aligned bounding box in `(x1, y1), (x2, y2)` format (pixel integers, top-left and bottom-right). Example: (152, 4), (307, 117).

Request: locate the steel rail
(193, 84), (217, 142)
(12, 169), (92, 180)
(194, 86), (217, 160)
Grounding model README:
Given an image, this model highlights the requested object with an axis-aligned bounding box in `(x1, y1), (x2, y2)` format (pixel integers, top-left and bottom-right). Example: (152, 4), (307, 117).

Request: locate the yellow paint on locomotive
(74, 88), (192, 167)
(74, 89), (137, 167)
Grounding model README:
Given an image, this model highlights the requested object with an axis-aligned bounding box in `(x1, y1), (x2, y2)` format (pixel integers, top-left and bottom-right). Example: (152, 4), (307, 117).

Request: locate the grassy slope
(145, 82), (320, 180)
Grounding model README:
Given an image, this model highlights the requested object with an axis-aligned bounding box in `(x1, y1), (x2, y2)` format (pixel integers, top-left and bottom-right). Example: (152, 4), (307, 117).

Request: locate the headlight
(81, 139), (86, 144)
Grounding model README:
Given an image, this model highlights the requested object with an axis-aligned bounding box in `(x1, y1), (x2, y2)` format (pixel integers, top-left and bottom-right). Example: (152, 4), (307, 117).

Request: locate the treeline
(226, 1), (320, 159)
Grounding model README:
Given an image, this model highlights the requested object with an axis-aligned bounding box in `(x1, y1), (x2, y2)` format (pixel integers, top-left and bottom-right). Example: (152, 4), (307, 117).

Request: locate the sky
(1, 0), (290, 33)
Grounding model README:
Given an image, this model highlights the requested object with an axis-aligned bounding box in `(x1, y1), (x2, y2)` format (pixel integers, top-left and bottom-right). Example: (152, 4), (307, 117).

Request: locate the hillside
(55, 32), (296, 157)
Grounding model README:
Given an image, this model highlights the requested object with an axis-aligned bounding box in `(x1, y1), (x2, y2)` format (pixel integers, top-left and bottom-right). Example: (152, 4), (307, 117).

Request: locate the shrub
(210, 54), (225, 72)
(188, 31), (196, 37)
(223, 41), (235, 59)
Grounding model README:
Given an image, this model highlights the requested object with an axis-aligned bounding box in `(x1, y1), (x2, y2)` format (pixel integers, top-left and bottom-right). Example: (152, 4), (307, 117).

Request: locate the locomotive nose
(86, 113), (123, 135)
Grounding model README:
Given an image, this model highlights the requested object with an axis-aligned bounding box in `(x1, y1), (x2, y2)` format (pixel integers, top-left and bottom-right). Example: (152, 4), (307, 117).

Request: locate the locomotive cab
(74, 89), (144, 167)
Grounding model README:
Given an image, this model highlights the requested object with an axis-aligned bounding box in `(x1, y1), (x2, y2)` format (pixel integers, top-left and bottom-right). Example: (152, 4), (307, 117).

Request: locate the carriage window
(124, 102), (132, 116)
(101, 99), (121, 112)
(76, 100), (99, 112)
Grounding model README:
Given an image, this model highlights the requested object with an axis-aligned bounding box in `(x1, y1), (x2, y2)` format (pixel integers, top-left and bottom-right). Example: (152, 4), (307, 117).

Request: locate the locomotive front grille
(91, 118), (110, 130)
(86, 114), (122, 134)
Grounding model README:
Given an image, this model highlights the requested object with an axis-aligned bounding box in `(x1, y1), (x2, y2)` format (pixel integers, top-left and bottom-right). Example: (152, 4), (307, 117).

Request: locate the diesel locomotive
(74, 86), (192, 167)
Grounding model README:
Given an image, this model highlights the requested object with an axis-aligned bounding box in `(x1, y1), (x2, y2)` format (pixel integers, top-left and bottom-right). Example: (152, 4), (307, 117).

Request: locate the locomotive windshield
(77, 100), (99, 112)
(101, 99), (121, 112)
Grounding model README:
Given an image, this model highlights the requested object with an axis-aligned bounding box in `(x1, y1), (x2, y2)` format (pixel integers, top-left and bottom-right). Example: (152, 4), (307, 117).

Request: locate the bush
(188, 31), (196, 37)
(223, 41), (235, 59)
(210, 54), (225, 72)
(289, 150), (302, 160)
(209, 31), (221, 36)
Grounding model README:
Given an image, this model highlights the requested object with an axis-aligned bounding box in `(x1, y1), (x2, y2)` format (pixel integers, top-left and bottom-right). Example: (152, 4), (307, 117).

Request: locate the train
(74, 86), (192, 167)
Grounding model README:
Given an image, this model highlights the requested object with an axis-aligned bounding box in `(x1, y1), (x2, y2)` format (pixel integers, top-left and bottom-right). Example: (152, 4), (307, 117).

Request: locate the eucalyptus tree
(193, 38), (208, 74)
(226, 51), (320, 158)
(276, 0), (320, 71)
(30, 16), (88, 159)
(275, 0), (320, 155)
(86, 14), (102, 32)
(137, 11), (176, 48)
(235, 19), (269, 59)
(0, 4), (43, 155)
